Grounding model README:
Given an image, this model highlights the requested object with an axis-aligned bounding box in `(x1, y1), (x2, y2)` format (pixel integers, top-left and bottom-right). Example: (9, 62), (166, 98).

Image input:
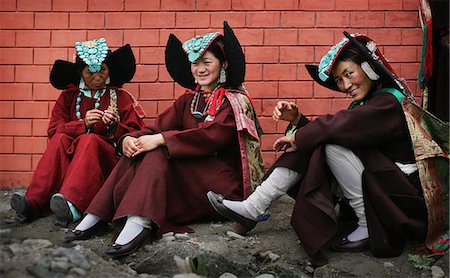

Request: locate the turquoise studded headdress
(182, 32), (222, 63)
(305, 32), (398, 92)
(75, 38), (109, 73)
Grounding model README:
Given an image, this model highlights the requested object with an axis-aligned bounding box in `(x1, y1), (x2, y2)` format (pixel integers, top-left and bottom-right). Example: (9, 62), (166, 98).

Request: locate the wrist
(291, 113), (302, 126)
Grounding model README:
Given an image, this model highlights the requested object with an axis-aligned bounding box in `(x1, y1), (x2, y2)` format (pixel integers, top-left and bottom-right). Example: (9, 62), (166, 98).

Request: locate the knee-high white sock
(74, 213), (100, 231)
(348, 225), (369, 242)
(222, 199), (257, 220)
(115, 216), (150, 245)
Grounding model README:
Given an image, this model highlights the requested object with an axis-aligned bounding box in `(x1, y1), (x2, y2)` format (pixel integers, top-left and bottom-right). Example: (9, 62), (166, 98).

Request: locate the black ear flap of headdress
(106, 44), (136, 87)
(165, 34), (196, 90)
(305, 64), (340, 92)
(50, 60), (80, 90)
(223, 21), (245, 87)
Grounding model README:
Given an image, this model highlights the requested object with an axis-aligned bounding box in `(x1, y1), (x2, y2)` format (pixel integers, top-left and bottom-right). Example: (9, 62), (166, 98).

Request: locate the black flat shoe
(64, 221), (107, 242)
(331, 236), (369, 252)
(207, 191), (257, 235)
(50, 193), (73, 227)
(10, 192), (38, 223)
(105, 228), (152, 259)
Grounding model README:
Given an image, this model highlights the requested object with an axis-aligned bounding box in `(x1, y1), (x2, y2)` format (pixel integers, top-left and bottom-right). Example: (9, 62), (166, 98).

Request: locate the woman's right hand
(122, 136), (139, 158)
(272, 101), (301, 125)
(84, 109), (104, 128)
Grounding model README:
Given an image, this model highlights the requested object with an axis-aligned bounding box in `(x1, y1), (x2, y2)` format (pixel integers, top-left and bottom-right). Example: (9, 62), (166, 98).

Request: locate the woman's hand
(84, 109), (104, 128)
(122, 136), (139, 158)
(272, 101), (301, 125)
(273, 131), (298, 153)
(132, 134), (166, 157)
(102, 110), (118, 127)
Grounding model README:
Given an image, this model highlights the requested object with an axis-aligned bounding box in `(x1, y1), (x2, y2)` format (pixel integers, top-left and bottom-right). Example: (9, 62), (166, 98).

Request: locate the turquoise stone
(76, 111), (81, 117)
(95, 102), (100, 108)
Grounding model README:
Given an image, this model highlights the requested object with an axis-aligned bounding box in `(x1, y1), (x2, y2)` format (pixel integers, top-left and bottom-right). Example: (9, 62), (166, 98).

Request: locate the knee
(325, 144), (343, 157)
(78, 134), (103, 145)
(49, 133), (72, 146)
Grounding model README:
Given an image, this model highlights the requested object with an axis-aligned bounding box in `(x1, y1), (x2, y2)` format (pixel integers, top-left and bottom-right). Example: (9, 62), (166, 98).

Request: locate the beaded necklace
(190, 83), (220, 119)
(75, 91), (102, 121)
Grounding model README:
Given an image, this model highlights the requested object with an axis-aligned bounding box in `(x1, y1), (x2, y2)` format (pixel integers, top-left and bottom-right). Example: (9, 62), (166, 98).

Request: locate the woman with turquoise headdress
(208, 33), (448, 265)
(65, 22), (265, 259)
(10, 38), (145, 227)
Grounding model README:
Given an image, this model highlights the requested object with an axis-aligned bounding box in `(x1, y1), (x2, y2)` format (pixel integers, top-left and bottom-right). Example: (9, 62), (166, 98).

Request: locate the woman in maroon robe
(10, 39), (145, 227)
(208, 33), (448, 265)
(65, 22), (265, 259)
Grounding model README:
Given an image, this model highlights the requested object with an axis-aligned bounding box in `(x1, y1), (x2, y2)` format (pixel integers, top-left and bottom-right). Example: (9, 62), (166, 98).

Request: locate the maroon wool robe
(86, 92), (244, 234)
(25, 87), (144, 215)
(271, 91), (428, 261)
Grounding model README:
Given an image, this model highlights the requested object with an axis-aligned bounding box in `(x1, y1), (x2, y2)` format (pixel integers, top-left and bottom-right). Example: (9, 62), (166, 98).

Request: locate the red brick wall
(0, 0), (423, 188)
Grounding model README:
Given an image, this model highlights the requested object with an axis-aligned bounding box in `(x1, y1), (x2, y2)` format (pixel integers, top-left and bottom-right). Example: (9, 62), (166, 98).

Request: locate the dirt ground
(0, 188), (448, 278)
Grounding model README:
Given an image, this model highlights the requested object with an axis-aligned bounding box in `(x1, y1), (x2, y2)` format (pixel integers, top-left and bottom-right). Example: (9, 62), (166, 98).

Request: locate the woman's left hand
(102, 110), (118, 126)
(132, 134), (166, 157)
(273, 131), (298, 152)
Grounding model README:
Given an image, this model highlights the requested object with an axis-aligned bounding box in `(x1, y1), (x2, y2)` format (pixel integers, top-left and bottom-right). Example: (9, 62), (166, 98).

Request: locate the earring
(194, 79), (198, 84)
(361, 61), (380, 81)
(105, 76), (111, 85)
(219, 67), (226, 83)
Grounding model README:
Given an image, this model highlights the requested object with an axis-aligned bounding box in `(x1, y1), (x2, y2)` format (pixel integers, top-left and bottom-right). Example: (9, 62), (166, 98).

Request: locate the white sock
(347, 225), (369, 242)
(222, 200), (258, 221)
(115, 217), (148, 245)
(74, 213), (100, 231)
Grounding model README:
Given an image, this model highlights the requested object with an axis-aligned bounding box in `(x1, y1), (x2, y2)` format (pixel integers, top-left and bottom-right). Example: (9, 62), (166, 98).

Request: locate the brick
(53, 0), (87, 11)
(332, 98), (352, 113)
(134, 65), (158, 82)
(159, 29), (196, 46)
(16, 31), (51, 47)
(51, 30), (87, 47)
(35, 13), (68, 29)
(245, 64), (262, 81)
(0, 154), (31, 171)
(298, 64), (313, 80)
(386, 12), (418, 28)
(88, 30), (124, 47)
(313, 83), (343, 98)
(279, 81), (313, 98)
(0, 66), (14, 82)
(402, 29), (422, 45)
(0, 49), (32, 65)
(0, 119), (32, 136)
(210, 12), (246, 28)
(161, 0), (195, 10)
(0, 12), (33, 29)
(231, 0), (264, 10)
(15, 66), (50, 83)
(335, 0), (368, 10)
(0, 172), (33, 189)
(244, 82), (278, 98)
(32, 119), (49, 136)
(259, 116), (277, 134)
(0, 0), (15, 11)
(15, 101), (49, 118)
(14, 137), (48, 154)
(197, 0), (231, 10)
(124, 30), (159, 47)
(367, 29), (402, 45)
(139, 100), (157, 117)
(263, 64), (297, 81)
(299, 0), (335, 10)
(158, 66), (173, 82)
(33, 84), (60, 100)
(384, 46), (418, 62)
(261, 99), (280, 116)
(401, 63), (420, 79)
(0, 84), (33, 100)
(32, 154), (43, 171)
(0, 101), (13, 117)
(264, 29), (297, 46)
(89, 0), (124, 11)
(0, 137), (13, 153)
(261, 134), (280, 151)
(140, 47), (165, 64)
(280, 46), (314, 63)
(233, 29), (263, 46)
(246, 12), (280, 28)
(244, 47), (278, 63)
(34, 48), (68, 65)
(106, 12), (140, 29)
(18, 0), (51, 11)
(0, 30), (15, 46)
(139, 83), (174, 100)
(176, 12), (210, 28)
(298, 29), (335, 45)
(125, 0), (159, 10)
(369, 0), (402, 10)
(252, 99), (262, 116)
(141, 12), (175, 29)
(316, 12), (349, 28)
(298, 99), (333, 116)
(280, 11), (314, 27)
(265, 0), (298, 10)
(351, 12), (385, 27)
(262, 151), (276, 168)
(70, 13), (105, 29)
(403, 0), (419, 10)
(157, 100), (175, 115)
